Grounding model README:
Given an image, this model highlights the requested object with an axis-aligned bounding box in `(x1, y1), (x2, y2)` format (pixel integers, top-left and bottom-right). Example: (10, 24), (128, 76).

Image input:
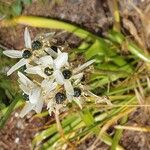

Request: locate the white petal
(44, 47), (57, 58)
(54, 52), (68, 69)
(74, 98), (82, 109)
(64, 80), (74, 95)
(47, 100), (55, 116)
(29, 87), (41, 104)
(72, 73), (84, 85)
(3, 50), (23, 58)
(41, 78), (57, 92)
(34, 98), (43, 113)
(7, 58), (27, 76)
(18, 71), (34, 87)
(66, 93), (73, 102)
(26, 63), (33, 68)
(20, 102), (34, 118)
(25, 66), (41, 74)
(53, 70), (64, 85)
(73, 59), (95, 74)
(24, 27), (32, 49)
(25, 66), (47, 78)
(19, 84), (30, 94)
(57, 49), (62, 55)
(72, 73), (83, 80)
(37, 55), (53, 66)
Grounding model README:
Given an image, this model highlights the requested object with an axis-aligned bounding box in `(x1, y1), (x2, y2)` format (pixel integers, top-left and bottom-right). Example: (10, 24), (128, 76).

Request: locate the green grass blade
(111, 116), (128, 150)
(0, 94), (21, 129)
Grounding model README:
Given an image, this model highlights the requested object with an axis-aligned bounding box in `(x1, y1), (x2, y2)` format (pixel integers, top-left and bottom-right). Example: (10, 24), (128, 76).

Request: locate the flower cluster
(3, 28), (110, 117)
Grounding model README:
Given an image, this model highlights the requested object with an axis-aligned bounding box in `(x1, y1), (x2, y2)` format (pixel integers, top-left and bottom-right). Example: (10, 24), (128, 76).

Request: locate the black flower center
(22, 93), (29, 101)
(74, 88), (81, 97)
(22, 50), (32, 59)
(55, 92), (66, 104)
(81, 74), (86, 82)
(51, 45), (58, 52)
(32, 40), (42, 50)
(62, 69), (72, 79)
(44, 67), (53, 76)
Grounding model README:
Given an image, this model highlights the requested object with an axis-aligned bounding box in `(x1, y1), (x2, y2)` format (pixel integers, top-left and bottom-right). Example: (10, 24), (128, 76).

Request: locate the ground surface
(0, 0), (150, 150)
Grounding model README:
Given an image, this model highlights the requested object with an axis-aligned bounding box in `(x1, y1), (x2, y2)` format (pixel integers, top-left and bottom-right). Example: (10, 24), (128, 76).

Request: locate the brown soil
(0, 109), (55, 150)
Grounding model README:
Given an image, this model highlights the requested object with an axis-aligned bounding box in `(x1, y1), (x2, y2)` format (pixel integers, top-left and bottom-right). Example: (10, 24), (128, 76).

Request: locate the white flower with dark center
(3, 28), (33, 76)
(47, 91), (67, 115)
(25, 50), (69, 84)
(56, 59), (95, 102)
(18, 71), (43, 118)
(25, 55), (54, 78)
(26, 51), (95, 103)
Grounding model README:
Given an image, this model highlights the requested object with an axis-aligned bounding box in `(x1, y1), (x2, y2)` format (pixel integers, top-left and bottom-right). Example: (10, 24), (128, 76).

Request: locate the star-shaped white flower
(25, 50), (69, 84)
(25, 55), (54, 78)
(56, 59), (95, 101)
(46, 90), (67, 116)
(3, 28), (32, 76)
(18, 71), (43, 118)
(26, 51), (95, 102)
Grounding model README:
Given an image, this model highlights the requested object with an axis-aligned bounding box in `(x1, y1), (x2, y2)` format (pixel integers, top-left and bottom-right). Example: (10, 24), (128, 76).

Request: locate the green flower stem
(1, 15), (94, 39)
(128, 42), (150, 63)
(32, 113), (79, 147)
(112, 0), (120, 32)
(0, 94), (21, 129)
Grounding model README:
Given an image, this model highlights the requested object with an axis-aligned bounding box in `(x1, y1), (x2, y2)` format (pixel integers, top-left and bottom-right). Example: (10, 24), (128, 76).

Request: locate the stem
(55, 110), (75, 149)
(113, 0), (120, 31)
(111, 116), (128, 150)
(0, 15), (93, 39)
(109, 0), (120, 32)
(0, 95), (20, 129)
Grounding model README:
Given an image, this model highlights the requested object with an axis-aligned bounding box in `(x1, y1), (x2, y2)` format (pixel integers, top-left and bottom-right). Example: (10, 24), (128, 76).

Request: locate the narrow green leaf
(111, 116), (128, 150)
(85, 39), (107, 60)
(108, 30), (125, 44)
(128, 42), (150, 63)
(0, 94), (21, 129)
(80, 109), (95, 126)
(11, 0), (22, 16)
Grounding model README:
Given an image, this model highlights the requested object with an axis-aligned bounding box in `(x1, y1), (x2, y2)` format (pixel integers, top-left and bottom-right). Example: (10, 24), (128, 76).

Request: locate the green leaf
(0, 94), (21, 129)
(11, 0), (22, 16)
(85, 39), (108, 60)
(80, 109), (95, 126)
(79, 109), (99, 134)
(108, 30), (125, 44)
(32, 114), (78, 147)
(111, 116), (128, 150)
(128, 42), (150, 63)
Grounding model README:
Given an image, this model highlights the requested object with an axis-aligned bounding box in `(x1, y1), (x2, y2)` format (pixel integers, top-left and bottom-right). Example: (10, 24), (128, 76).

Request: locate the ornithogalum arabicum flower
(3, 28), (111, 117)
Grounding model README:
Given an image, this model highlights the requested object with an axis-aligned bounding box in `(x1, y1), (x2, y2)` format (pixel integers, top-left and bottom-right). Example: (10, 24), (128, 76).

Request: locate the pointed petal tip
(24, 27), (32, 49)
(7, 70), (11, 76)
(3, 50), (23, 58)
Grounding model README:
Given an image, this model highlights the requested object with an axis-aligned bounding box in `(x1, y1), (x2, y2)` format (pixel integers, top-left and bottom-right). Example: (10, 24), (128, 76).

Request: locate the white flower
(18, 71), (43, 118)
(25, 50), (69, 84)
(56, 59), (95, 101)
(47, 98), (63, 116)
(47, 90), (67, 116)
(25, 55), (54, 78)
(3, 28), (32, 76)
(26, 51), (95, 104)
(41, 78), (57, 94)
